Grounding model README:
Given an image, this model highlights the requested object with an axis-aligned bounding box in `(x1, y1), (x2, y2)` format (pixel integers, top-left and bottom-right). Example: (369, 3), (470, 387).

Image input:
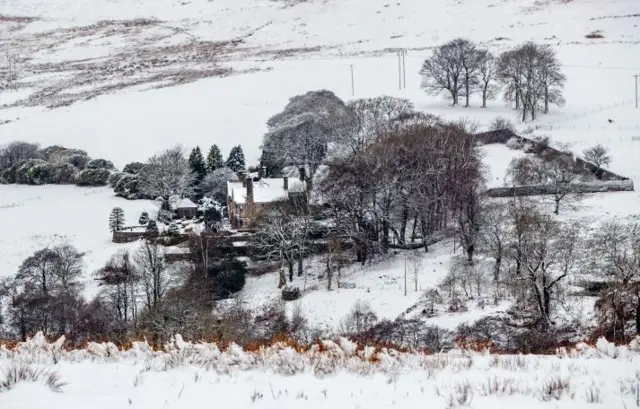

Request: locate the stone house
(173, 198), (198, 219)
(227, 172), (306, 227)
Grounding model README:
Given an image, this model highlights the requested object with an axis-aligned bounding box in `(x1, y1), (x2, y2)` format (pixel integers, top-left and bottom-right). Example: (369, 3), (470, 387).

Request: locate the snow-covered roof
(175, 198), (197, 209)
(227, 178), (305, 205)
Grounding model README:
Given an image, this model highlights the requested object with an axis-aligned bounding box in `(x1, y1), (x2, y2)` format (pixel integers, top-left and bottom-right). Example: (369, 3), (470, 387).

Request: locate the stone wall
(476, 129), (630, 182)
(486, 180), (634, 198)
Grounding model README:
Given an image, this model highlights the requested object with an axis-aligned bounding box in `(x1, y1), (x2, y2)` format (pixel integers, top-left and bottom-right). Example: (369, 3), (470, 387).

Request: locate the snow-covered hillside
(2, 333), (640, 409)
(0, 0), (640, 344)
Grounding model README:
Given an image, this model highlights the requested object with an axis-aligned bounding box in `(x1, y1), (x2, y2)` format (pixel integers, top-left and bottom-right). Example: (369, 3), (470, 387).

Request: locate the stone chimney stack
(283, 176), (289, 191)
(246, 178), (254, 204)
(239, 171), (247, 187)
(299, 166), (306, 182)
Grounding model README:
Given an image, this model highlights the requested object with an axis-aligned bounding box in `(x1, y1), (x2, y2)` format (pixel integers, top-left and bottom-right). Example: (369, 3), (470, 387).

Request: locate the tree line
(420, 38), (566, 121)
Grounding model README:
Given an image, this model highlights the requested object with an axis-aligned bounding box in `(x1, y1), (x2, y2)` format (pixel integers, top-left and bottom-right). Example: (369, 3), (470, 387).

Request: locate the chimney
(246, 178), (254, 204)
(283, 176), (289, 191)
(299, 166), (306, 182)
(238, 171), (247, 187)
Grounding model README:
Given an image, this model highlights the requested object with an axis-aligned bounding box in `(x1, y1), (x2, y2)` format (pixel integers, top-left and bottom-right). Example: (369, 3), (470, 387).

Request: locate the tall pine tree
(226, 145), (246, 173)
(189, 146), (207, 181)
(109, 207), (125, 232)
(206, 144), (224, 172)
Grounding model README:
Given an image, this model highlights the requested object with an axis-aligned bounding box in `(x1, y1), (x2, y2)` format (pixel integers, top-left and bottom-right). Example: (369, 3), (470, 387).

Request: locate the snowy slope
(0, 185), (158, 295)
(2, 334), (640, 409)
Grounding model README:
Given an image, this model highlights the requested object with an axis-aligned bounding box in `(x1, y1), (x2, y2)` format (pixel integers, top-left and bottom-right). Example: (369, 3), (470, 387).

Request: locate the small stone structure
(486, 180), (634, 198)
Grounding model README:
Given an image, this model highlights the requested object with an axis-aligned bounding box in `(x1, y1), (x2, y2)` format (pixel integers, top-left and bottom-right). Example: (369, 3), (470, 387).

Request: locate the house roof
(227, 178), (305, 205)
(175, 198), (198, 209)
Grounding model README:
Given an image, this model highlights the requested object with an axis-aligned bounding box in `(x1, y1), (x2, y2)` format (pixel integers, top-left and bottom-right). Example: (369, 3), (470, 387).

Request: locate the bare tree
(510, 210), (582, 328)
(590, 221), (640, 339)
(583, 144), (611, 169)
(508, 153), (579, 214)
(200, 166), (238, 202)
(479, 202), (509, 298)
(477, 50), (498, 108)
(138, 145), (195, 207)
(420, 38), (476, 106)
(132, 241), (170, 311)
(0, 141), (40, 170)
(333, 96), (415, 157)
(262, 90), (349, 184)
(498, 42), (565, 121)
(95, 250), (139, 325)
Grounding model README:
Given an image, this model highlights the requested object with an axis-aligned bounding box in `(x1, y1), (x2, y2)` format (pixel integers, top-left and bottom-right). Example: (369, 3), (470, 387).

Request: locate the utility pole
(396, 48), (407, 90)
(350, 64), (355, 96)
(635, 74), (639, 109)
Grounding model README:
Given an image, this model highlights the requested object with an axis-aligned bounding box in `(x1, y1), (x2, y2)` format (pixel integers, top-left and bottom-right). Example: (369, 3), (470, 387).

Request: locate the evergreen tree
(145, 219), (159, 238)
(188, 146), (207, 181)
(206, 144), (224, 172)
(225, 145), (246, 173)
(167, 221), (180, 236)
(109, 207), (125, 232)
(139, 212), (149, 225)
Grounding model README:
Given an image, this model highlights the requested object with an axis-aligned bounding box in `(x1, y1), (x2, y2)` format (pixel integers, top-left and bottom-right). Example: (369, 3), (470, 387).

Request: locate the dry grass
(0, 364), (67, 393)
(586, 30), (605, 39)
(540, 375), (574, 401)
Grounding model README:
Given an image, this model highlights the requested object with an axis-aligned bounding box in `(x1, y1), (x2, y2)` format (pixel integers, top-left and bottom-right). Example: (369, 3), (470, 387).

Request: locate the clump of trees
(0, 142), (113, 186)
(420, 39), (565, 121)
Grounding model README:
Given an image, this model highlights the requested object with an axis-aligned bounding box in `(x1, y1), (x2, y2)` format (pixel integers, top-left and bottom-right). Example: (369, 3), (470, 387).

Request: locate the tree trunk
(494, 256), (502, 298)
(420, 216), (429, 252)
(399, 205), (409, 245)
(482, 87), (488, 108)
(466, 244), (474, 265)
(465, 77), (470, 108)
(554, 198), (560, 215)
(297, 256), (303, 277)
(636, 292), (640, 335)
(410, 215), (418, 243)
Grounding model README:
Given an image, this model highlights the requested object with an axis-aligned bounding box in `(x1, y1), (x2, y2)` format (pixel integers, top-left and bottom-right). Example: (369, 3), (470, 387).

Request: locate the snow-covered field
(0, 185), (158, 295)
(3, 333), (640, 409)
(0, 0), (639, 348)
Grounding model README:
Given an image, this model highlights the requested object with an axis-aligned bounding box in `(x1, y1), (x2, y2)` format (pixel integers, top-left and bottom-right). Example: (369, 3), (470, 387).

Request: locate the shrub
(114, 173), (140, 199)
(40, 145), (87, 163)
(586, 30), (604, 39)
(505, 137), (523, 150)
(339, 300), (378, 335)
(0, 364), (67, 393)
(145, 220), (159, 238)
(167, 222), (179, 236)
(158, 209), (173, 224)
(489, 117), (516, 132)
(48, 162), (78, 184)
(86, 158), (115, 170)
(123, 162), (145, 174)
(282, 286), (301, 301)
(139, 212), (149, 225)
(75, 168), (111, 186)
(208, 257), (248, 298)
(15, 159), (51, 185)
(108, 172), (123, 188)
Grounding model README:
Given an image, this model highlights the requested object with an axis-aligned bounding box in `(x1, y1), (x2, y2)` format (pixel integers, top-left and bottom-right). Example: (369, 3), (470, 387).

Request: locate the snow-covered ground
(3, 333), (640, 409)
(0, 185), (158, 295)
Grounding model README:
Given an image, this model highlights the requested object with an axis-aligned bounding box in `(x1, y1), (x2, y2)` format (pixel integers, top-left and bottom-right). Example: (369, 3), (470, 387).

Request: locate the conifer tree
(168, 221), (179, 236)
(226, 145), (246, 173)
(139, 212), (149, 225)
(109, 207), (125, 232)
(206, 144), (224, 172)
(145, 219), (159, 238)
(188, 146), (207, 181)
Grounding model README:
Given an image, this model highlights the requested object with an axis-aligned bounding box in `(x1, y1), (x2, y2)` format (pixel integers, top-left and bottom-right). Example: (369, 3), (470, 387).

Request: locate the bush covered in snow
(0, 142), (115, 186)
(86, 158), (115, 170)
(75, 167), (111, 186)
(123, 161), (145, 174)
